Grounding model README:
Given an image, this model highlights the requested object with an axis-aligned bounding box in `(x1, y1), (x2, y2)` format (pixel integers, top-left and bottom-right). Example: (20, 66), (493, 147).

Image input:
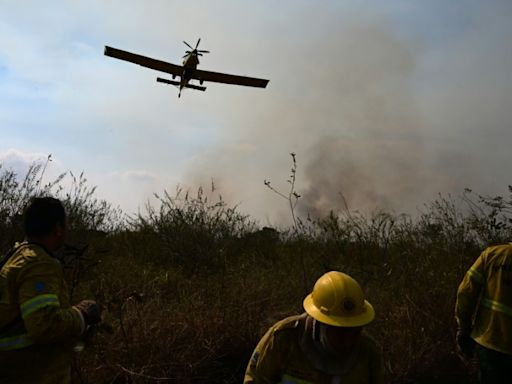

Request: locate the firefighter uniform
(0, 242), (84, 383)
(245, 314), (383, 384)
(456, 243), (512, 381)
(245, 271), (384, 384)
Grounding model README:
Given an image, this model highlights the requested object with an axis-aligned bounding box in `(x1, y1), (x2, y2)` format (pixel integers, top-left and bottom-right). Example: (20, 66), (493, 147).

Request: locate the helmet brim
(303, 294), (375, 327)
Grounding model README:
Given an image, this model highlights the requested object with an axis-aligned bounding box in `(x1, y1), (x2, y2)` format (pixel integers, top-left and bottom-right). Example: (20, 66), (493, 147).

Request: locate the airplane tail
(184, 83), (207, 92)
(156, 77), (180, 87)
(156, 77), (206, 92)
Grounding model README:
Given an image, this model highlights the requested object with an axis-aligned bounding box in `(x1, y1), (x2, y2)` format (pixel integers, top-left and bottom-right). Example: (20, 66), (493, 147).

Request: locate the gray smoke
(184, 5), (512, 224)
(184, 14), (434, 221)
(3, 2), (511, 225)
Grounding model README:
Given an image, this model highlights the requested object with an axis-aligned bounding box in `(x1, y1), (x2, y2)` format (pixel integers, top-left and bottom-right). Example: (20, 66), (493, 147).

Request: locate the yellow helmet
(303, 271), (375, 327)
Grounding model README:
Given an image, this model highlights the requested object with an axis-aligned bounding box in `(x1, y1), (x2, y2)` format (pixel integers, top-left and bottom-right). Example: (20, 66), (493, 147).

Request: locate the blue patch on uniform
(35, 281), (45, 292)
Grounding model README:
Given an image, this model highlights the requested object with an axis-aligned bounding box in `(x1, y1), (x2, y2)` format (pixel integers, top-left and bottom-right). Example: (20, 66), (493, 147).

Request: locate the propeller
(183, 38), (210, 57)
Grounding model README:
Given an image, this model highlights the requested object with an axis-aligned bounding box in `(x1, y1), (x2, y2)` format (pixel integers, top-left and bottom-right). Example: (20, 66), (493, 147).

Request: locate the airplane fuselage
(183, 54), (199, 68)
(180, 54), (199, 89)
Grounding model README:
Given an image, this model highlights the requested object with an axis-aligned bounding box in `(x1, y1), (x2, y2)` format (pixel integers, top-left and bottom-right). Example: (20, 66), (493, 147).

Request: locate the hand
(74, 300), (101, 326)
(456, 330), (475, 358)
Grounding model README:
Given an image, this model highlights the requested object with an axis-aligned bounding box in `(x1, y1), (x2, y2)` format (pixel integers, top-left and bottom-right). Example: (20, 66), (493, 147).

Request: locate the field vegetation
(1, 158), (512, 383)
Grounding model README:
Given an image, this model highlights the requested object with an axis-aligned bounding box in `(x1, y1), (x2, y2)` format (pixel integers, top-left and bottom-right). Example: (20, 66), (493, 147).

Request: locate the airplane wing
(192, 68), (269, 88)
(104, 46), (183, 76)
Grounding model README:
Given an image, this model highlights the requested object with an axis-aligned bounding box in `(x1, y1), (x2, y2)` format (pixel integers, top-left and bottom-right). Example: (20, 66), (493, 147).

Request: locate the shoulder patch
(35, 281), (46, 293)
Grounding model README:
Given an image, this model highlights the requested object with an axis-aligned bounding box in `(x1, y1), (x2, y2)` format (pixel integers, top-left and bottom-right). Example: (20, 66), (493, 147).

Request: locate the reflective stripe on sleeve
(20, 294), (60, 319)
(481, 298), (512, 317)
(280, 374), (314, 384)
(0, 334), (34, 351)
(467, 267), (484, 284)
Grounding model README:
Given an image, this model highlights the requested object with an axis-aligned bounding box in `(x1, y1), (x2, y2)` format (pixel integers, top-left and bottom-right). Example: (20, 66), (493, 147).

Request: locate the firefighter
(0, 197), (101, 383)
(244, 271), (384, 384)
(455, 243), (512, 383)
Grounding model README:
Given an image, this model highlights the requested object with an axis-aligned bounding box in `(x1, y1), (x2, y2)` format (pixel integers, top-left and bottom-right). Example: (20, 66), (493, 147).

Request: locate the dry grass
(2, 165), (511, 383)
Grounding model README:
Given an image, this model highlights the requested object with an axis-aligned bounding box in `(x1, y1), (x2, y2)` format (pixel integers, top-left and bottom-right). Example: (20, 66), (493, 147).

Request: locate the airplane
(104, 38), (269, 98)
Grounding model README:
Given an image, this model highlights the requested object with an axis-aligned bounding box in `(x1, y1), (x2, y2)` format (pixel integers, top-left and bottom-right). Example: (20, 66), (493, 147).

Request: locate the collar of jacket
(20, 241), (56, 258)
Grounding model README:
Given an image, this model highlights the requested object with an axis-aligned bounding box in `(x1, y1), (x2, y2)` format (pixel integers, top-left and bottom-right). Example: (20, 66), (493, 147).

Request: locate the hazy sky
(1, 1), (511, 225)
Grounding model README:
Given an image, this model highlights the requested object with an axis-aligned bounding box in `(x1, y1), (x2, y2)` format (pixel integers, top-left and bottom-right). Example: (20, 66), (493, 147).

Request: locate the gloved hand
(74, 300), (101, 326)
(456, 330), (475, 358)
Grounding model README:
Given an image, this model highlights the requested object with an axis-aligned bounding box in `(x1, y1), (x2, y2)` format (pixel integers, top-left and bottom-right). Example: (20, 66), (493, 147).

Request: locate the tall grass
(2, 162), (511, 383)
